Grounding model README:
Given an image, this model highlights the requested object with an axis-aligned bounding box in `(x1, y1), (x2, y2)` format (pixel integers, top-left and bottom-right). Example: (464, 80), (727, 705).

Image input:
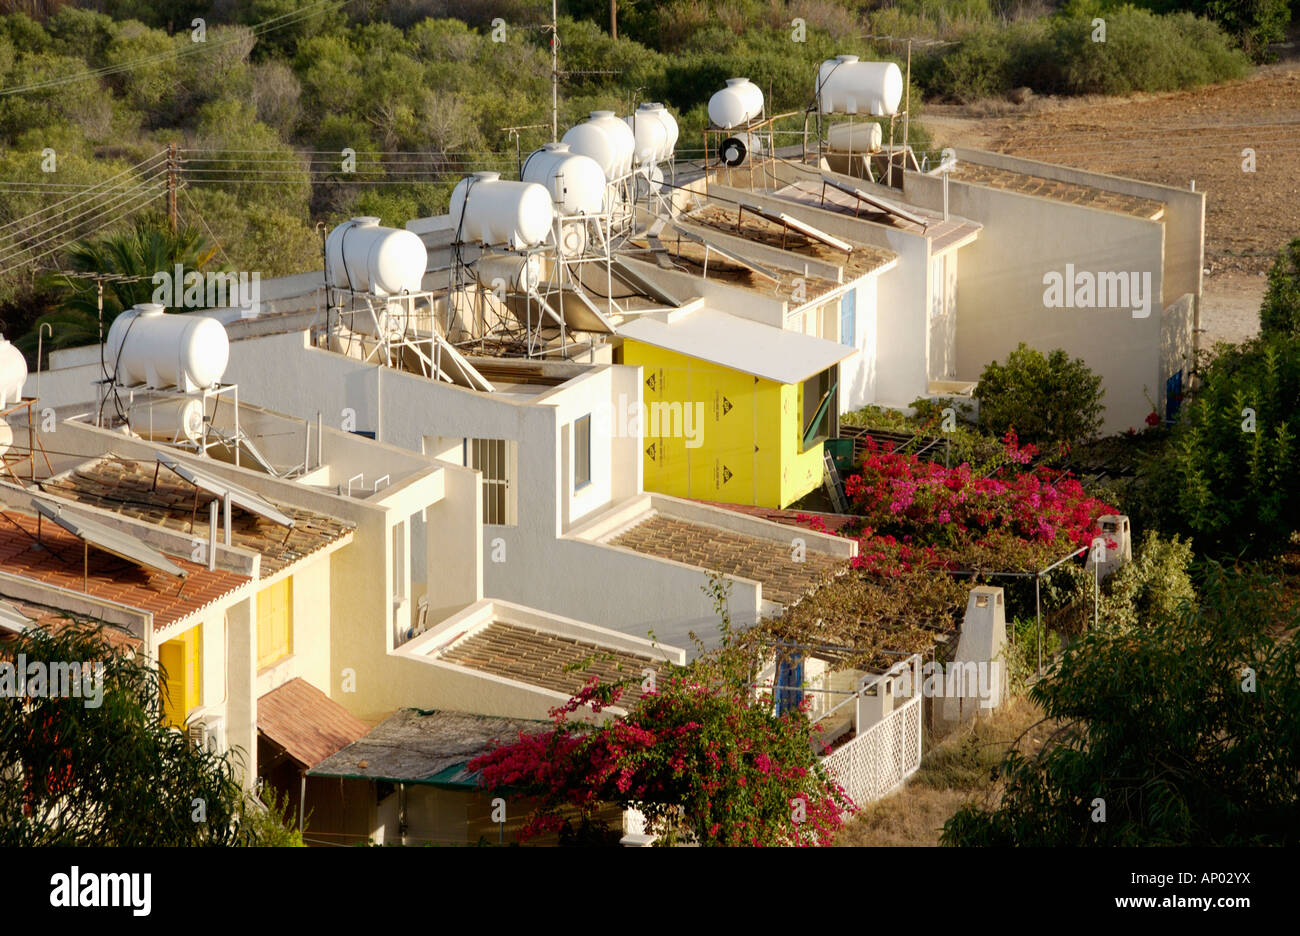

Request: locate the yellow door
(159, 625), (201, 728)
(257, 577), (293, 670)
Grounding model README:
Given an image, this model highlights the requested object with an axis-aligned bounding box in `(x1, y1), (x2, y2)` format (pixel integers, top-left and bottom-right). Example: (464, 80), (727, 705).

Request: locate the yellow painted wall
(159, 624), (202, 728)
(623, 340), (824, 508)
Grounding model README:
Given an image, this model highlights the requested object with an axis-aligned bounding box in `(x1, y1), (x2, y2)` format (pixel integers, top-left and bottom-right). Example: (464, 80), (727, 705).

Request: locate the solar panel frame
(31, 497), (188, 580)
(820, 174), (931, 228)
(154, 452), (296, 529)
(738, 202), (854, 254)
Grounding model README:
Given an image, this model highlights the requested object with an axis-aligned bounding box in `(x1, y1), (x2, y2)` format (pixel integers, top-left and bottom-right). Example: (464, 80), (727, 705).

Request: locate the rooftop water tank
(520, 142), (607, 215)
(0, 335), (27, 407)
(562, 111), (635, 182)
(718, 132), (766, 167)
(817, 55), (903, 116)
(626, 103), (677, 165)
(634, 164), (664, 199)
(826, 120), (883, 154)
(325, 217), (427, 296)
(449, 172), (554, 249)
(709, 78), (764, 130)
(105, 304), (229, 393)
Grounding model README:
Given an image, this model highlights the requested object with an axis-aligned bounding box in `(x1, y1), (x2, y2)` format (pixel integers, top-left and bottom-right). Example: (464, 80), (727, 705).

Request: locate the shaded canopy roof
(308, 709), (549, 788)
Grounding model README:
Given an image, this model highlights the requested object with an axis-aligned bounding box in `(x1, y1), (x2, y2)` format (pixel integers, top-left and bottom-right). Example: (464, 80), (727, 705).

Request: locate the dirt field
(921, 65), (1300, 344)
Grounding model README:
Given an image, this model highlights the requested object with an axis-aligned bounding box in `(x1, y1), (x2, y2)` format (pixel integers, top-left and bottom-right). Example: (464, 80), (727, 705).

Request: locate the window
(256, 578), (293, 670)
(801, 367), (838, 451)
(840, 288), (856, 346)
(392, 521), (406, 603)
(466, 438), (518, 525)
(574, 414), (591, 490)
(159, 625), (202, 727)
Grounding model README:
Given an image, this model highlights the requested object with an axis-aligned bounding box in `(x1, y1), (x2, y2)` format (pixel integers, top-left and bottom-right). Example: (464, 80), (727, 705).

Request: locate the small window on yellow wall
(256, 577), (293, 670)
(159, 625), (202, 728)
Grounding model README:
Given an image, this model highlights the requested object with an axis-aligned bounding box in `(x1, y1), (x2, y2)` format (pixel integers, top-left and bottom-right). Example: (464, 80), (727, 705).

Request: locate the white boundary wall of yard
(904, 150), (1203, 432)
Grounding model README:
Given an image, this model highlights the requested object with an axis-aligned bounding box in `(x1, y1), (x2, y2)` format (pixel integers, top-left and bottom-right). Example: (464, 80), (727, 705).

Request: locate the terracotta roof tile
(437, 623), (672, 704)
(257, 677), (370, 768)
(0, 508), (248, 629)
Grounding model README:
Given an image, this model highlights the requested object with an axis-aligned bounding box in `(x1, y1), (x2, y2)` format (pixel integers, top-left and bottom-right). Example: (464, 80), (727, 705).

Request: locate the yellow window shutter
(256, 578), (293, 670)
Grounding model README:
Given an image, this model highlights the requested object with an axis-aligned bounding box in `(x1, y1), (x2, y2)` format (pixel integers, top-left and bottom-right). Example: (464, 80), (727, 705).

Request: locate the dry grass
(835, 694), (1047, 846)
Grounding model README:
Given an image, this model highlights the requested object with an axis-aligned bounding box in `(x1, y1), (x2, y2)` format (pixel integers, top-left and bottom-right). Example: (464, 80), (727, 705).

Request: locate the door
(775, 651), (804, 717)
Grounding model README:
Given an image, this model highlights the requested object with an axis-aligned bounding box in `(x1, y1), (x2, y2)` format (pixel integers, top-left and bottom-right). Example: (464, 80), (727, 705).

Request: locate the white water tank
(817, 55), (903, 116)
(449, 172), (554, 249)
(477, 254), (542, 293)
(718, 132), (766, 167)
(826, 120), (884, 153)
(562, 111), (636, 182)
(325, 217), (427, 297)
(634, 164), (664, 199)
(0, 335), (27, 407)
(521, 142), (607, 215)
(105, 304), (229, 393)
(133, 397), (205, 444)
(709, 78), (764, 130)
(626, 103), (677, 165)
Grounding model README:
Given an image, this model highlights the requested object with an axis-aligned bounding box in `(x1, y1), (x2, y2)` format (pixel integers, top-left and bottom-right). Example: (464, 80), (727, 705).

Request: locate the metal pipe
(316, 411), (322, 467)
(1035, 574), (1042, 675)
(223, 494), (232, 547)
(208, 499), (217, 571)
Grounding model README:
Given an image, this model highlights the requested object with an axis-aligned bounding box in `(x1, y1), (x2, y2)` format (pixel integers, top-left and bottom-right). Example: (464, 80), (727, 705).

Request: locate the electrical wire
(0, 179), (168, 274)
(0, 150), (168, 237)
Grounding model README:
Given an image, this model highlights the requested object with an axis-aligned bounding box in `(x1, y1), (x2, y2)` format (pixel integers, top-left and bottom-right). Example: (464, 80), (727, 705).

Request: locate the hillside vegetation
(0, 0), (1273, 346)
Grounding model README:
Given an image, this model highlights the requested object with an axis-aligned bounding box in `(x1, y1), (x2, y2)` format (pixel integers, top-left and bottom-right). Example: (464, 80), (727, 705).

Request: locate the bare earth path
(920, 66), (1300, 344)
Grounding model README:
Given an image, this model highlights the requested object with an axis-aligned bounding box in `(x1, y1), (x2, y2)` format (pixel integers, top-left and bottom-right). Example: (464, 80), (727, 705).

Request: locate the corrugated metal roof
(618, 308), (856, 384)
(257, 678), (371, 769)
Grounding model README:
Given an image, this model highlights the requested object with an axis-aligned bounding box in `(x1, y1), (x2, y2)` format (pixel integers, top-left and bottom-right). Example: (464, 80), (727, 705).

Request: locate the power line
(0, 151), (168, 237)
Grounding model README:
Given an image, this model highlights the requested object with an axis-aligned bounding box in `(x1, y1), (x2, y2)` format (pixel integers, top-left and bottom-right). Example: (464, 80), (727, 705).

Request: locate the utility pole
(610, 0), (617, 40)
(551, 0), (559, 142)
(166, 142), (178, 233)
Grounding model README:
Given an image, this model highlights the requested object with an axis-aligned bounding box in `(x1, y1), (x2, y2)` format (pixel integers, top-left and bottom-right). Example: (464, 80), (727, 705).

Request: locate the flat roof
(618, 308), (856, 385)
(684, 203), (898, 280)
(774, 179), (983, 252)
(947, 162), (1166, 220)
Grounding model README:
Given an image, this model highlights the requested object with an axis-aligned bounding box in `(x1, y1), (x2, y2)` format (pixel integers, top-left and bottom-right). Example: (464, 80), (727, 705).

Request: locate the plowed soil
(921, 64), (1300, 343)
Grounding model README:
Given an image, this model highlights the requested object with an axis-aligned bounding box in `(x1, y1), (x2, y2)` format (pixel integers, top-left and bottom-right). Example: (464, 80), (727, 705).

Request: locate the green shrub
(1097, 531), (1197, 629)
(1141, 333), (1300, 558)
(943, 562), (1300, 846)
(974, 343), (1105, 450)
(1260, 237), (1300, 338)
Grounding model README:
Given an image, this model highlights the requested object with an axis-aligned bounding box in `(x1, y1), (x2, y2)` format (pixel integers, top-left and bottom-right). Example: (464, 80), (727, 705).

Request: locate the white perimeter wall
(905, 169), (1167, 434)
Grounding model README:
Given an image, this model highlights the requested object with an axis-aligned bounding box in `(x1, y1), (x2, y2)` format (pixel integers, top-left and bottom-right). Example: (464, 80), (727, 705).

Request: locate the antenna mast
(551, 0), (559, 142)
